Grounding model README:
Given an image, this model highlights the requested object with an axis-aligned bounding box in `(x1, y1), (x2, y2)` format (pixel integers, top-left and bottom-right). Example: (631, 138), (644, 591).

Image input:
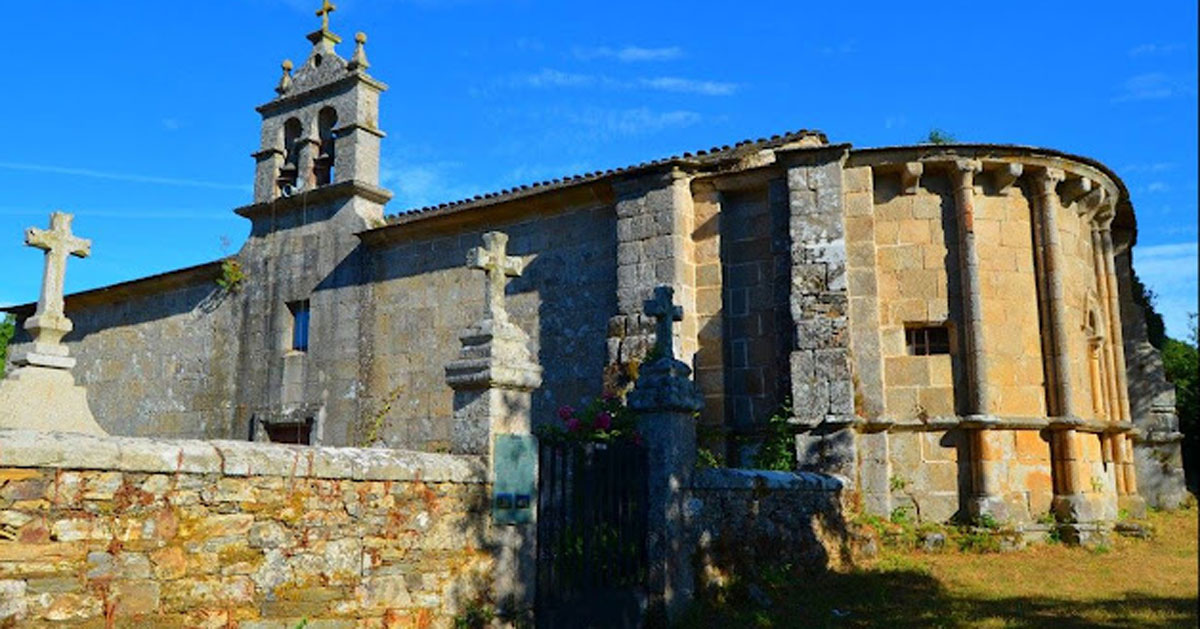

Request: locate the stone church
(4, 9), (1187, 531)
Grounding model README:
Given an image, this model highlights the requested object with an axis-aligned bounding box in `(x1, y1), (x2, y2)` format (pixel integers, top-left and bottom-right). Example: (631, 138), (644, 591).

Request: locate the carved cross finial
(643, 286), (683, 361)
(468, 231), (524, 323)
(24, 212), (90, 346)
(316, 0), (336, 31)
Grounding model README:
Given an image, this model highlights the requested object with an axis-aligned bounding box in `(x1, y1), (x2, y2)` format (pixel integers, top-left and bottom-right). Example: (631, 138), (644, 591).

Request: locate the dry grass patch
(682, 505), (1198, 628)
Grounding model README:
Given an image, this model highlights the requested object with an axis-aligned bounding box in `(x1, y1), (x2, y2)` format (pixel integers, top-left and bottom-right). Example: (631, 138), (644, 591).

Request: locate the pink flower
(558, 405), (575, 422)
(566, 418), (582, 432)
(594, 411), (613, 431)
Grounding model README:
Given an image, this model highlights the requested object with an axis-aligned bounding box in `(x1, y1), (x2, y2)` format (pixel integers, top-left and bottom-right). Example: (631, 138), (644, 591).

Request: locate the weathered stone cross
(316, 0), (336, 30)
(25, 212), (90, 346)
(644, 285), (682, 362)
(468, 231), (524, 324)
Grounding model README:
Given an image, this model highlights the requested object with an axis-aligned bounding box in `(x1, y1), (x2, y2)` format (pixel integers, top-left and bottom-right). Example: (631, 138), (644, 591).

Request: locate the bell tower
(231, 2), (392, 447)
(249, 0), (388, 205)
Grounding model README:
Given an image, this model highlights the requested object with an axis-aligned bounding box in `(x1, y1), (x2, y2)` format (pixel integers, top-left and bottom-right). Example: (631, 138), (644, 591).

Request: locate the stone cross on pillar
(468, 231), (524, 325)
(644, 285), (682, 362)
(22, 212), (90, 362)
(627, 285), (702, 623)
(0, 212), (104, 435)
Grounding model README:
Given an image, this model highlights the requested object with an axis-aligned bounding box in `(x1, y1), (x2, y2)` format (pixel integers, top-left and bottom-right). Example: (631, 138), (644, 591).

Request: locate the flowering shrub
(537, 392), (643, 445)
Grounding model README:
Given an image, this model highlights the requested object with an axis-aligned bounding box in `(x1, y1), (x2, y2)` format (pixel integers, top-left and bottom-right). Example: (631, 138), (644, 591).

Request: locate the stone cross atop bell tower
(249, 0), (389, 205)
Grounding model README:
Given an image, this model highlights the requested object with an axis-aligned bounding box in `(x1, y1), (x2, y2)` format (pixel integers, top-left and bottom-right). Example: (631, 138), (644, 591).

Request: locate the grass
(682, 505), (1198, 628)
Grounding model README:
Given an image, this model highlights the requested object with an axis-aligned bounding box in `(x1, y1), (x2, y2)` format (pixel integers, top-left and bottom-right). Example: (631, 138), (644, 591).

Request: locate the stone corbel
(900, 162), (923, 194)
(1059, 176), (1093, 206)
(987, 162), (1023, 194)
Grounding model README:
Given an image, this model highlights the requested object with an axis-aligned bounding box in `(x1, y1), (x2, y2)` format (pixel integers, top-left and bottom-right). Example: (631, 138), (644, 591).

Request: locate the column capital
(947, 158), (982, 190)
(1033, 167), (1066, 195)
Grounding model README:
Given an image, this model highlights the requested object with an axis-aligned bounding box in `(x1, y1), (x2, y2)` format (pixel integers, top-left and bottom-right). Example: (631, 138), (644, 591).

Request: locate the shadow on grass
(681, 567), (1197, 629)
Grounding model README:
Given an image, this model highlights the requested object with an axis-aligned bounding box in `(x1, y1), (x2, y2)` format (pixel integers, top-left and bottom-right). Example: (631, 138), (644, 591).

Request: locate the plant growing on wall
(751, 402), (797, 471)
(0, 314), (13, 377)
(216, 258), (246, 292)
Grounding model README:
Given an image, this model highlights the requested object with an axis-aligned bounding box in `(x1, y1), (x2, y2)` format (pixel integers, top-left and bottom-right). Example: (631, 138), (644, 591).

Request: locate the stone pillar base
(1118, 494), (1148, 519)
(0, 367), (105, 435)
(968, 495), (1010, 523)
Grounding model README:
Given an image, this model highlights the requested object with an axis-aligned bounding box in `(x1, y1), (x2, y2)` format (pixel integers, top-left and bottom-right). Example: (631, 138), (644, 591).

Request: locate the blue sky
(2, 1), (1196, 338)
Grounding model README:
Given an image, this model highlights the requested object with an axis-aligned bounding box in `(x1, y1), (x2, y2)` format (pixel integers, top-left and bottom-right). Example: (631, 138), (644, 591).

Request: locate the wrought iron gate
(536, 440), (648, 628)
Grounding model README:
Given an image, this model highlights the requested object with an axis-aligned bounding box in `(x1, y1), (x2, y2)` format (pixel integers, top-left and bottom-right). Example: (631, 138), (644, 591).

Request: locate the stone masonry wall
(8, 278), (240, 440)
(364, 205), (617, 451)
(0, 430), (492, 628)
(688, 469), (847, 579)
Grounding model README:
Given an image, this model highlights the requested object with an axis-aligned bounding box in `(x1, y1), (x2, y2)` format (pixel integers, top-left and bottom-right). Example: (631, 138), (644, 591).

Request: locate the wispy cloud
(1128, 43), (1185, 57)
(1134, 241), (1199, 338)
(500, 68), (738, 96)
(566, 107), (703, 138)
(1146, 181), (1170, 193)
(574, 45), (684, 62)
(637, 77), (736, 96)
(819, 39), (858, 56)
(1121, 162), (1174, 174)
(884, 114), (908, 129)
(1113, 72), (1197, 102)
(0, 161), (249, 191)
(380, 159), (485, 209)
(161, 118), (182, 131)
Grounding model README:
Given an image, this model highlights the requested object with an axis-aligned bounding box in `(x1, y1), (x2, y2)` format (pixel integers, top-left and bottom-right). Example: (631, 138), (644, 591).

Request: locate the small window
(288, 300), (310, 352)
(906, 325), (950, 356)
(267, 419), (314, 445)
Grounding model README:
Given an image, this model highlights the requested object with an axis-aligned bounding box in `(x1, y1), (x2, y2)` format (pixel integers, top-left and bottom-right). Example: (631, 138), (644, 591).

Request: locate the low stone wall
(0, 430), (492, 628)
(688, 469), (848, 580)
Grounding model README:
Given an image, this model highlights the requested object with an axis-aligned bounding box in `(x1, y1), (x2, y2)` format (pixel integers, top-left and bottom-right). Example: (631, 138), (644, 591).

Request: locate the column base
(968, 495), (1010, 523)
(1118, 494), (1148, 519)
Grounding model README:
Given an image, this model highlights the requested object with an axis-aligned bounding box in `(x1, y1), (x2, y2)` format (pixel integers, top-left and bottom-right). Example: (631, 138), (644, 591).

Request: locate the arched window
(279, 117), (302, 192)
(314, 107), (338, 186)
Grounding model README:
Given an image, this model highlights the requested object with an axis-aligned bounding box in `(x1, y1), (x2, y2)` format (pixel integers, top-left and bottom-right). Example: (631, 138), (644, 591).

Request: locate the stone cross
(468, 231), (524, 324)
(25, 212), (90, 346)
(644, 286), (683, 362)
(316, 0), (336, 30)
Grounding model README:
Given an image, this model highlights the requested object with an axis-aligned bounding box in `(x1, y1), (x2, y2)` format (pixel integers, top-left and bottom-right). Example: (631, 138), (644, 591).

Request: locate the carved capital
(1060, 176), (1094, 206)
(988, 162), (1023, 194)
(1033, 167), (1066, 196)
(948, 158), (981, 190)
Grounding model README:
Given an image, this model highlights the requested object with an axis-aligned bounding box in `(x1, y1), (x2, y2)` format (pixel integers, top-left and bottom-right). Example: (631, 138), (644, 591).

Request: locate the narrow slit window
(288, 300), (310, 352)
(906, 325), (950, 356)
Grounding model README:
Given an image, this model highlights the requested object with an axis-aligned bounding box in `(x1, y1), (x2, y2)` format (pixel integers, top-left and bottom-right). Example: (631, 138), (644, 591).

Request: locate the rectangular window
(288, 300), (310, 352)
(906, 325), (951, 356)
(266, 419), (313, 445)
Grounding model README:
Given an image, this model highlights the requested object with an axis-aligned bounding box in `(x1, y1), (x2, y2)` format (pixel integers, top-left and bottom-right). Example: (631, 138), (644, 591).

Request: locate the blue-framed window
(288, 300), (310, 352)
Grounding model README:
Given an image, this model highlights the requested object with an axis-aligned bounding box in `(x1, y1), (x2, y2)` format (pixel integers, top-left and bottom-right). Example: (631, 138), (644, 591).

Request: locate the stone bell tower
(251, 0), (388, 204)
(231, 1), (391, 447)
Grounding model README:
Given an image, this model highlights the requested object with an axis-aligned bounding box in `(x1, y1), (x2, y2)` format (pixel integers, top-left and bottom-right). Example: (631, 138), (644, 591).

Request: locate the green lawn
(682, 505), (1199, 628)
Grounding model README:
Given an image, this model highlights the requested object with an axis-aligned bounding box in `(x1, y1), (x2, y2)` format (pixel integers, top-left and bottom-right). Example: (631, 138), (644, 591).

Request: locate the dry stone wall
(0, 430), (492, 628)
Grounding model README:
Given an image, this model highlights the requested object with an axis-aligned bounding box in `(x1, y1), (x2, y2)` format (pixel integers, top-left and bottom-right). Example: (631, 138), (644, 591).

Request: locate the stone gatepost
(444, 231), (542, 616)
(628, 286), (703, 623)
(0, 212), (105, 434)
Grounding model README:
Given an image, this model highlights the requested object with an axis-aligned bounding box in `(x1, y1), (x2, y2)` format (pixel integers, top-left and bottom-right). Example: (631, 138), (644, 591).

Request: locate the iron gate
(536, 440), (648, 628)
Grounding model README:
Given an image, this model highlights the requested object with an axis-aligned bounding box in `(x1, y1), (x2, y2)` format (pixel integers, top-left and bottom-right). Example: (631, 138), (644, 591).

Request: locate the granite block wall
(0, 430), (492, 628)
(364, 205), (617, 451)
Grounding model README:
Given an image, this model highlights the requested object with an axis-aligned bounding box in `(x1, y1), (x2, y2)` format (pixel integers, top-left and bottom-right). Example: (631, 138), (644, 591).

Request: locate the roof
(379, 128), (829, 226)
(1, 260), (225, 316)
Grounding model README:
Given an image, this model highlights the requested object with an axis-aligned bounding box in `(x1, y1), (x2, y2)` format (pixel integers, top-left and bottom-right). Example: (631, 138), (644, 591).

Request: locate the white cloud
(380, 159), (484, 209)
(567, 107), (702, 137)
(0, 161), (249, 191)
(1128, 43), (1185, 57)
(1134, 241), (1199, 339)
(637, 77), (736, 96)
(819, 39), (858, 56)
(574, 45), (684, 62)
(502, 69), (737, 96)
(884, 114), (908, 129)
(1121, 162), (1174, 174)
(1146, 181), (1170, 193)
(1113, 72), (1197, 102)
